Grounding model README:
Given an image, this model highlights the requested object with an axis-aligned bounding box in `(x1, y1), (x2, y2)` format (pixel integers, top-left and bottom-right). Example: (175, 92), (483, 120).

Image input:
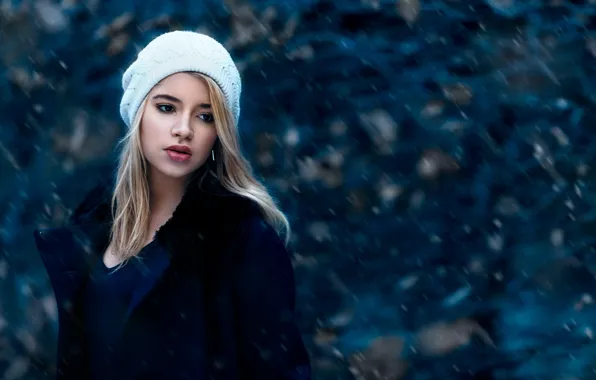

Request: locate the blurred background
(3, 0), (596, 378)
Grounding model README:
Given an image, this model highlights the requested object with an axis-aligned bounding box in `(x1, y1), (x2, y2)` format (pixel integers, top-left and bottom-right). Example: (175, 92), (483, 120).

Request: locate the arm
(232, 217), (311, 380)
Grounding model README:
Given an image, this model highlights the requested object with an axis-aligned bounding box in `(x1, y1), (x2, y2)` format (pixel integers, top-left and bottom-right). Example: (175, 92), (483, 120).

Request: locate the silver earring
(211, 150), (215, 161)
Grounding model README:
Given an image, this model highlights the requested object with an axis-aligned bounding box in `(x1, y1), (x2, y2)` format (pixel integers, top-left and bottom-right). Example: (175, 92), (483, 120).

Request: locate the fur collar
(67, 171), (261, 263)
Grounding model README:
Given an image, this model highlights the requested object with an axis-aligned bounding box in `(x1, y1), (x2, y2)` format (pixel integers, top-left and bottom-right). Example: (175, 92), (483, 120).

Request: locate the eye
(157, 104), (175, 113)
(198, 113), (215, 124)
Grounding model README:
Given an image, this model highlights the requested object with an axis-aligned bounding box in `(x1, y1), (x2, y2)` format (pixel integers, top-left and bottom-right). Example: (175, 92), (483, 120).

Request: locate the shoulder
(234, 212), (286, 247)
(228, 212), (291, 266)
(236, 213), (282, 241)
(229, 213), (297, 302)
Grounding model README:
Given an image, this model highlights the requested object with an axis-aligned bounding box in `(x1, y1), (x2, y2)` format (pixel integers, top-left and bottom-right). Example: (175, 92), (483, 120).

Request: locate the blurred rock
(414, 318), (494, 356)
(416, 148), (459, 180)
(348, 336), (408, 380)
(442, 83), (474, 107)
(358, 109), (399, 155)
(396, 0), (421, 26)
(34, 0), (69, 33)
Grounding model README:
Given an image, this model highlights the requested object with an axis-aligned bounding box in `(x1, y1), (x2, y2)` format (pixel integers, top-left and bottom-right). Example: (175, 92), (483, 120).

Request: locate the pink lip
(165, 145), (192, 154)
(165, 150), (191, 162)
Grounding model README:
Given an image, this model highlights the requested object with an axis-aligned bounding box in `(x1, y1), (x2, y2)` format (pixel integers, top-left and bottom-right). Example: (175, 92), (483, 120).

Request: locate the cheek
(193, 128), (218, 154)
(139, 117), (162, 151)
(139, 123), (152, 154)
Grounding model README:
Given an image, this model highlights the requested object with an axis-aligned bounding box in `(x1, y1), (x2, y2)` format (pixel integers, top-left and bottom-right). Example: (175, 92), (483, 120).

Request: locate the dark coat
(33, 174), (311, 380)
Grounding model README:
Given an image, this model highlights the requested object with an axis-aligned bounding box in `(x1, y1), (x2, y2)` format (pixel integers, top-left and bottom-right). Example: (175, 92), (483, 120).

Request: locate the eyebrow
(152, 94), (211, 109)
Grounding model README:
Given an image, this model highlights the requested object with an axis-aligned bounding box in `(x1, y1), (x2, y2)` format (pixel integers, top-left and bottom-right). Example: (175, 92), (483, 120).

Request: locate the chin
(160, 169), (192, 179)
(150, 161), (201, 180)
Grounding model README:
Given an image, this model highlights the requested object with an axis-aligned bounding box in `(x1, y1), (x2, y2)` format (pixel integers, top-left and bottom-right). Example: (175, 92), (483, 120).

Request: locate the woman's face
(140, 72), (218, 182)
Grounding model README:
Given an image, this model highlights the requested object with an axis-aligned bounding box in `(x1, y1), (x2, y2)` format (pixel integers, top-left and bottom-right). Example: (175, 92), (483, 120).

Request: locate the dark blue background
(3, 0), (596, 378)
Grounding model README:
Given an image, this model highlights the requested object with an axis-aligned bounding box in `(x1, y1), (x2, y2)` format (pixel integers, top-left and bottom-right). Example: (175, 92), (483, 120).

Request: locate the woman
(33, 30), (311, 380)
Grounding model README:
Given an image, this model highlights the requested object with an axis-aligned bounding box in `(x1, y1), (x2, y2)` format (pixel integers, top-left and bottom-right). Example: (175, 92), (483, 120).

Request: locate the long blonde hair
(109, 72), (290, 264)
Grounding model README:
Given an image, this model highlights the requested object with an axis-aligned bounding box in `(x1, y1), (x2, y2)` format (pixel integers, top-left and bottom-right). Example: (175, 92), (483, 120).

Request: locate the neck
(148, 170), (189, 232)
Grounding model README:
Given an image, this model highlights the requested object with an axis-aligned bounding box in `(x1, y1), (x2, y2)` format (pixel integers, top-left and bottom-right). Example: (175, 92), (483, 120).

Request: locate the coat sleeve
(232, 217), (312, 380)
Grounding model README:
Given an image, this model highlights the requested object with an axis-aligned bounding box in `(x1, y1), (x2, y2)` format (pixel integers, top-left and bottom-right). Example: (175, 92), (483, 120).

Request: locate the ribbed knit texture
(120, 30), (242, 128)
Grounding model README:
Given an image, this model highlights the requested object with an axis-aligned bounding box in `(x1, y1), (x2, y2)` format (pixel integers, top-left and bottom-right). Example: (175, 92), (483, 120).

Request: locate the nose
(171, 115), (193, 140)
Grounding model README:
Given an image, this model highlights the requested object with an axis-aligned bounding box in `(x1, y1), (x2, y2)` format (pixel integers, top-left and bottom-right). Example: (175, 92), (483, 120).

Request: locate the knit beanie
(119, 30), (242, 129)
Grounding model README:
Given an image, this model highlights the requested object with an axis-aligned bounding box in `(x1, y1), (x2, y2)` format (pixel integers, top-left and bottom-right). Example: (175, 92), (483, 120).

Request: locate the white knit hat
(120, 30), (242, 128)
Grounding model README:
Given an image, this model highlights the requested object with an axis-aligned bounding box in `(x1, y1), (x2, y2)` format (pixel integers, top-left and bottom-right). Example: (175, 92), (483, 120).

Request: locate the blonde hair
(108, 72), (290, 265)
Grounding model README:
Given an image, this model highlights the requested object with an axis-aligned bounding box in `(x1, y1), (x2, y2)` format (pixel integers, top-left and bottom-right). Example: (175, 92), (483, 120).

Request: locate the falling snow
(2, 0), (596, 379)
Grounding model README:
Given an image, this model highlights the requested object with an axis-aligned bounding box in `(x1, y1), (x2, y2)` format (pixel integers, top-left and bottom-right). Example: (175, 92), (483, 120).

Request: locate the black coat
(33, 175), (311, 380)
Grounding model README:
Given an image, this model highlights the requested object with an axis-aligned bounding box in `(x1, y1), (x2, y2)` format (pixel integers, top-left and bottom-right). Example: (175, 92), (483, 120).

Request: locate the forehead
(151, 72), (209, 99)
